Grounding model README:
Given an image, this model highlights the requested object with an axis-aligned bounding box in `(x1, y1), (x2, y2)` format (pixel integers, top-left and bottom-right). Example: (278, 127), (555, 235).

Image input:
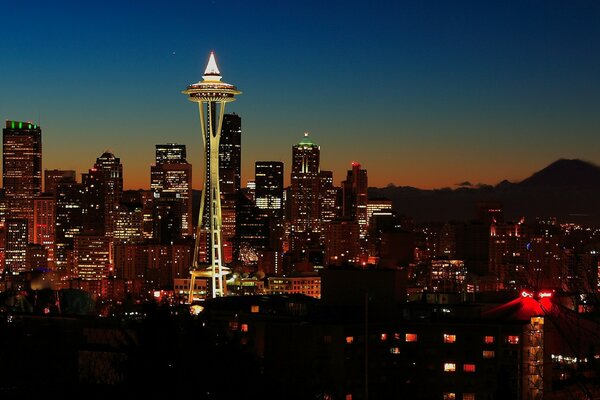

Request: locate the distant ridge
(518, 159), (600, 188)
(369, 159), (600, 223)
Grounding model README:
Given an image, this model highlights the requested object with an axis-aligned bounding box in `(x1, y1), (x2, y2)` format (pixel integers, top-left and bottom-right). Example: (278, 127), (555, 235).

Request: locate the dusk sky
(1, 0), (599, 190)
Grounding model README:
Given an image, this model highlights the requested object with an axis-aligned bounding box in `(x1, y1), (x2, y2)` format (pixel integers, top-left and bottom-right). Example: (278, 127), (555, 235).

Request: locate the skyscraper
(151, 143), (192, 236)
(255, 161), (284, 219)
(342, 162), (368, 238)
(319, 170), (341, 224)
(94, 151), (123, 237)
(291, 133), (320, 233)
(44, 169), (76, 195)
(219, 113), (242, 195)
(33, 193), (56, 268)
(155, 143), (187, 165)
(2, 121), (42, 242)
(4, 218), (29, 275)
(183, 52), (241, 299)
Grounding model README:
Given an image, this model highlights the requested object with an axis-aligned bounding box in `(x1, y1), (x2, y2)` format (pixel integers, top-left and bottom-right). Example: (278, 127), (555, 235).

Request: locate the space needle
(183, 52), (241, 300)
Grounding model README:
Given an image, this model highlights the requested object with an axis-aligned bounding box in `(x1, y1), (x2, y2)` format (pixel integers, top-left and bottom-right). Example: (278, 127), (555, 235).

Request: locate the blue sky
(1, 0), (599, 189)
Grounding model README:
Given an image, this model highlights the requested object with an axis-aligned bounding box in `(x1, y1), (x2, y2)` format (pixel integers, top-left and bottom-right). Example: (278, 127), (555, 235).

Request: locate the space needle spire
(183, 52), (241, 300)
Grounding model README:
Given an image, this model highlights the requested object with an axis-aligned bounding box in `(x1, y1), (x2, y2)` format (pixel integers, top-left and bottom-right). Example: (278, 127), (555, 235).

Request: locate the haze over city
(1, 0), (599, 189)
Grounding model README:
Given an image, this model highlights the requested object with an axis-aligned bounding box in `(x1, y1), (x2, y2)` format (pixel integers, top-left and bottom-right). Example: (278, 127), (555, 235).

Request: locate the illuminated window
(345, 395), (352, 400)
(241, 324), (248, 332)
(507, 335), (520, 344)
(443, 393), (456, 400)
(443, 334), (457, 343)
(405, 333), (418, 342)
(380, 333), (387, 341)
(444, 363), (456, 372)
(483, 350), (495, 359)
(390, 347), (400, 354)
(463, 394), (475, 400)
(250, 305), (259, 313)
(463, 364), (476, 372)
(346, 336), (354, 344)
(484, 336), (494, 344)
(394, 333), (401, 340)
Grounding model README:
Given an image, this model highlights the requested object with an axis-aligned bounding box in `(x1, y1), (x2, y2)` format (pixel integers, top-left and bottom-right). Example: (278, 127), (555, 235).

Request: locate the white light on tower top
(203, 52), (222, 81)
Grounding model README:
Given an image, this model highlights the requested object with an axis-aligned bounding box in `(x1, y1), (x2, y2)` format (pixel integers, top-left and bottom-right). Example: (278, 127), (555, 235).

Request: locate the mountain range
(368, 159), (600, 224)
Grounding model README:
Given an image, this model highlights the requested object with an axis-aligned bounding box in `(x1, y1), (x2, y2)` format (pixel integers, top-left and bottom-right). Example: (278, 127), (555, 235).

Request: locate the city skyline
(1, 1), (599, 189)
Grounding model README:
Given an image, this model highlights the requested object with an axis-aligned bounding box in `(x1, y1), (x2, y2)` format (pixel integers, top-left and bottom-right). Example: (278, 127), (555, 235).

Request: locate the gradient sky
(1, 0), (599, 190)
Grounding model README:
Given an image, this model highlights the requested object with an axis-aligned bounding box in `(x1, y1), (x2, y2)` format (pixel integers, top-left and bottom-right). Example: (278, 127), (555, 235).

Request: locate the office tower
(73, 235), (113, 280)
(183, 51), (241, 299)
(219, 113), (242, 195)
(26, 243), (48, 271)
(4, 218), (29, 274)
(2, 121), (42, 242)
(255, 161), (284, 219)
(81, 168), (106, 234)
(155, 143), (187, 164)
(151, 144), (192, 237)
(55, 181), (84, 272)
(123, 190), (154, 239)
(94, 151), (123, 237)
(290, 133), (320, 233)
(325, 218), (360, 266)
(319, 170), (341, 224)
(342, 162), (368, 238)
(152, 192), (184, 245)
(113, 202), (144, 244)
(235, 193), (271, 266)
(44, 169), (76, 195)
(33, 193), (56, 268)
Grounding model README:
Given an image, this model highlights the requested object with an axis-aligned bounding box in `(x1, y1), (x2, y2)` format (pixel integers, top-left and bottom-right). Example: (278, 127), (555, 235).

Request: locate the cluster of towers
(0, 53), (390, 300)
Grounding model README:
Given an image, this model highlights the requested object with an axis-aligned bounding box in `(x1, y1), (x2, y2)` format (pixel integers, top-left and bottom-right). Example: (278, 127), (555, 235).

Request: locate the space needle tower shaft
(183, 52), (241, 300)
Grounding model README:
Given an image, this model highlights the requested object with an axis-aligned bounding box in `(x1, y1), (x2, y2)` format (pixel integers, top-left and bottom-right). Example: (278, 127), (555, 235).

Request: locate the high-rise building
(2, 121), (42, 242)
(325, 218), (360, 266)
(55, 181), (84, 272)
(151, 144), (192, 237)
(319, 170), (341, 224)
(219, 113), (242, 195)
(290, 133), (320, 233)
(81, 168), (106, 234)
(342, 162), (368, 238)
(183, 52), (241, 299)
(94, 151), (123, 237)
(255, 161), (284, 219)
(73, 235), (113, 280)
(4, 218), (29, 275)
(33, 193), (56, 268)
(114, 202), (144, 244)
(44, 169), (76, 195)
(155, 143), (187, 165)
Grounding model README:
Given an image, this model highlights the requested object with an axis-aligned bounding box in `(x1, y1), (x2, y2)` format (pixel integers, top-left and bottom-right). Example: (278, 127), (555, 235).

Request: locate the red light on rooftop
(351, 161), (360, 167)
(521, 290), (533, 298)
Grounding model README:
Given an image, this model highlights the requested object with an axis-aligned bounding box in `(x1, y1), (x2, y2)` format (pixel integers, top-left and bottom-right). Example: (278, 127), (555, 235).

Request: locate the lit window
(346, 336), (354, 344)
(443, 393), (456, 400)
(484, 336), (494, 344)
(380, 333), (387, 341)
(390, 347), (400, 354)
(394, 333), (401, 340)
(240, 324), (249, 332)
(444, 363), (456, 372)
(463, 394), (475, 400)
(483, 350), (495, 359)
(463, 364), (476, 372)
(250, 305), (259, 313)
(345, 395), (352, 400)
(405, 333), (418, 342)
(507, 335), (520, 344)
(443, 334), (457, 343)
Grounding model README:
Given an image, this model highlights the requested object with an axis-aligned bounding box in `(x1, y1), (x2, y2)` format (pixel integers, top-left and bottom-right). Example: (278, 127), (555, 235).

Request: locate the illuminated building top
(183, 52), (241, 102)
(297, 132), (318, 147)
(5, 120), (39, 130)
